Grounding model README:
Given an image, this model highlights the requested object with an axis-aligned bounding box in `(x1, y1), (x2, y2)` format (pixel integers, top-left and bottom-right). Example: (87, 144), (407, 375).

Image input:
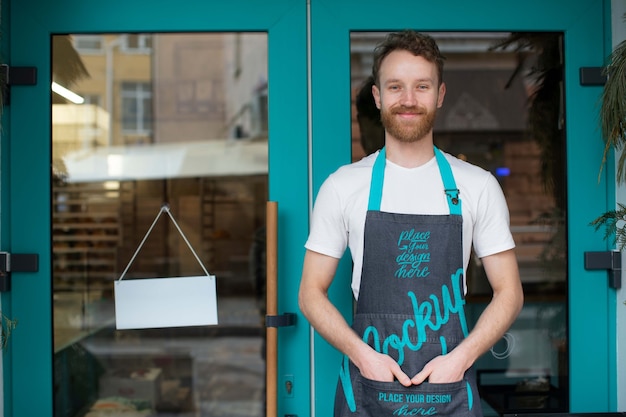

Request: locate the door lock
(283, 374), (294, 398)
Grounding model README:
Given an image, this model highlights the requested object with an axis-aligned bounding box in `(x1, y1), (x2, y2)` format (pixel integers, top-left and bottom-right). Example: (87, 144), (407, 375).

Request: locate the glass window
(121, 82), (153, 135)
(351, 31), (568, 416)
(72, 35), (104, 54)
(52, 32), (268, 417)
(122, 34), (153, 53)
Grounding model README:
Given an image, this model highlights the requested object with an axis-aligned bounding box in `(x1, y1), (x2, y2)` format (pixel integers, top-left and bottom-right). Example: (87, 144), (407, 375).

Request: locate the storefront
(0, 0), (621, 416)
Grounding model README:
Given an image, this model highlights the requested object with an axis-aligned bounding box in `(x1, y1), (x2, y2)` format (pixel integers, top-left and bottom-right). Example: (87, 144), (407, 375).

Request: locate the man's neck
(384, 135), (435, 168)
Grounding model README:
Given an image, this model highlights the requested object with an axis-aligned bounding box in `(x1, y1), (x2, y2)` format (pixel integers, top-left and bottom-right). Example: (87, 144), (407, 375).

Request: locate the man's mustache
(391, 106), (426, 115)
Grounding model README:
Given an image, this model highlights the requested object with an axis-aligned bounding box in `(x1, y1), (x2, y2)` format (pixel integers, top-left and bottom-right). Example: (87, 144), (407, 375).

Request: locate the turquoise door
(2, 0), (615, 416)
(309, 0), (615, 416)
(4, 1), (309, 416)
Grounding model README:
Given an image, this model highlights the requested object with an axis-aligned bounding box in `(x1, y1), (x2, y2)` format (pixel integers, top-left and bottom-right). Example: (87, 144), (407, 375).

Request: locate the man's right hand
(354, 348), (412, 387)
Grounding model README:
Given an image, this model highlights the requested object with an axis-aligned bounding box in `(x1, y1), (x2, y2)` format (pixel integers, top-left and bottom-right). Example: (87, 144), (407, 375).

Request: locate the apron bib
(334, 147), (483, 417)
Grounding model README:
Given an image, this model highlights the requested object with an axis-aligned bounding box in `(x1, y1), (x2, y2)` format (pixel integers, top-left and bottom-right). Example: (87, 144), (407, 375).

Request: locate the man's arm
(411, 248), (523, 384)
(298, 249), (412, 386)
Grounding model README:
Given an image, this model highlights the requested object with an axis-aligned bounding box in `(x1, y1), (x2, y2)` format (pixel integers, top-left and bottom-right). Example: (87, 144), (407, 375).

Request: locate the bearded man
(298, 30), (523, 417)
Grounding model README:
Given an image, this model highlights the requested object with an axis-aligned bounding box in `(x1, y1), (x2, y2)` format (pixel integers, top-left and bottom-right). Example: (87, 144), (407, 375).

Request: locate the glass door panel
(350, 31), (567, 416)
(52, 32), (268, 417)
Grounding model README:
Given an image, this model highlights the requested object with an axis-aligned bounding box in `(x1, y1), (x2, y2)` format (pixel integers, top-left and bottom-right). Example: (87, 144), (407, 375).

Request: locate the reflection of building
(153, 34), (268, 144)
(51, 33), (270, 303)
(54, 33), (268, 154)
(52, 104), (110, 165)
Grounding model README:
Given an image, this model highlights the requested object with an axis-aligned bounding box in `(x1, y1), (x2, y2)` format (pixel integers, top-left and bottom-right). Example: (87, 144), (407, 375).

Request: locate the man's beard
(380, 105), (436, 143)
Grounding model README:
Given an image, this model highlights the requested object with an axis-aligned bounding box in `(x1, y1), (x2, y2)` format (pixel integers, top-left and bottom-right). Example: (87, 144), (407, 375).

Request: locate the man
(298, 30), (523, 417)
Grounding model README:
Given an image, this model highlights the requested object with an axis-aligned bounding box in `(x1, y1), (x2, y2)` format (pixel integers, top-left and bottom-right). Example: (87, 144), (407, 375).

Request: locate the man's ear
(372, 83), (381, 109)
(437, 82), (446, 109)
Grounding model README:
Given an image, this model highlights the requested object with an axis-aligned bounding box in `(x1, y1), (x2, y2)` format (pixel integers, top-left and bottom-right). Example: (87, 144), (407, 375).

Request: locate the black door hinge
(584, 250), (621, 289)
(0, 252), (39, 292)
(579, 67), (607, 86)
(0, 64), (38, 106)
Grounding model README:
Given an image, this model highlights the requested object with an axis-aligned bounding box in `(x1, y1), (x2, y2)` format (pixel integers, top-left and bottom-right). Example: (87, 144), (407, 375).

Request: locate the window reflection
(52, 33), (268, 417)
(351, 32), (568, 416)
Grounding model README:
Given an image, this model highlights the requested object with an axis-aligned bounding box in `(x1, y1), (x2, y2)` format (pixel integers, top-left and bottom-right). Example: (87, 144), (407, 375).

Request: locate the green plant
(591, 15), (626, 251)
(1, 312), (16, 350)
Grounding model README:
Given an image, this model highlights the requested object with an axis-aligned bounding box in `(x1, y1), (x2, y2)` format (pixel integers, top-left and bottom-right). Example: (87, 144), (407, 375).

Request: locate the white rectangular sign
(114, 275), (218, 330)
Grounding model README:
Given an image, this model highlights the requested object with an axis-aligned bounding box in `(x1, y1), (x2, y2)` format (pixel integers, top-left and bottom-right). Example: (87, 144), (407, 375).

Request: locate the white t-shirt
(305, 149), (515, 299)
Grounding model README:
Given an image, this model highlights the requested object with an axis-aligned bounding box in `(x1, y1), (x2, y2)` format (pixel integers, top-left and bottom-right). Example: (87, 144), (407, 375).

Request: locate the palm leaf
(590, 203), (626, 249)
(0, 313), (17, 350)
(601, 35), (626, 182)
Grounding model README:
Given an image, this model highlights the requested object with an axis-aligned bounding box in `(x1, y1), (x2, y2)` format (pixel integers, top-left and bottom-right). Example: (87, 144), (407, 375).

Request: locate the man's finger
(393, 367), (412, 387)
(411, 369), (429, 385)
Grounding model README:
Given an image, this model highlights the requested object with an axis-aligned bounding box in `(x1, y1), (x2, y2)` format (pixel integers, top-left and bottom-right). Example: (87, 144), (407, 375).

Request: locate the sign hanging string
(118, 203), (211, 281)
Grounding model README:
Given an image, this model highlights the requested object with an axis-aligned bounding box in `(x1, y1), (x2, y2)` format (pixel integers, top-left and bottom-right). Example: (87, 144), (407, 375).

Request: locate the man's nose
(399, 90), (417, 106)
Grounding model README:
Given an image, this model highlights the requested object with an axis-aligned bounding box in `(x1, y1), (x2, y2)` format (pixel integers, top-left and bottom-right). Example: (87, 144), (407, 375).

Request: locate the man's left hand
(410, 354), (466, 385)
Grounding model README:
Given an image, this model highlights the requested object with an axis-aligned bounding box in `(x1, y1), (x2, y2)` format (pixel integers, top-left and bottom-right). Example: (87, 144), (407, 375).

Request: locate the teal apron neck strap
(368, 147), (386, 211)
(368, 146), (462, 215)
(434, 147), (462, 215)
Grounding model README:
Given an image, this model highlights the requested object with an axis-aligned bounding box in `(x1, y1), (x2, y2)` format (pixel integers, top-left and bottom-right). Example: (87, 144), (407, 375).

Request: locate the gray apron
(334, 147), (483, 417)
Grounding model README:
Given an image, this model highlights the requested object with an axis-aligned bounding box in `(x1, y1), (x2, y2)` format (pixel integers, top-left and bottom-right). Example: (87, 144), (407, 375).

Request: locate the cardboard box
(99, 368), (162, 407)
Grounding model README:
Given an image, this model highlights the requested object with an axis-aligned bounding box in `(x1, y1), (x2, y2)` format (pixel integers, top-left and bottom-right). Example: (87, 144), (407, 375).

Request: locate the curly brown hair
(372, 30), (445, 87)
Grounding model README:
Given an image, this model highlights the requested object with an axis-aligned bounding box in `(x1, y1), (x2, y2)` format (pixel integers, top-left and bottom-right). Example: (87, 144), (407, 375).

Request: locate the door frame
(3, 1), (309, 416)
(1, 1), (617, 416)
(309, 0), (615, 415)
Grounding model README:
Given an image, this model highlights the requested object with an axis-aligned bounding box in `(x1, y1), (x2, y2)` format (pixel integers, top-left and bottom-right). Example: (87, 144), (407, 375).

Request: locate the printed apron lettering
(334, 147), (482, 417)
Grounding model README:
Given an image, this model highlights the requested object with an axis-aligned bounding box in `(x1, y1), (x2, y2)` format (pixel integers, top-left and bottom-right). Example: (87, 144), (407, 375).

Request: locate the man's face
(372, 50), (445, 144)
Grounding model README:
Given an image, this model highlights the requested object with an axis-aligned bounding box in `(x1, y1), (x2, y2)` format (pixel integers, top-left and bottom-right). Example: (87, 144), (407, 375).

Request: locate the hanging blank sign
(115, 275), (218, 329)
(114, 204), (219, 330)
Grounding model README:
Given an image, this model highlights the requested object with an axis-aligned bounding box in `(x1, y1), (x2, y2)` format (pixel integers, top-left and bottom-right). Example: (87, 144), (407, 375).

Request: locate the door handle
(265, 201), (278, 416)
(584, 250), (621, 289)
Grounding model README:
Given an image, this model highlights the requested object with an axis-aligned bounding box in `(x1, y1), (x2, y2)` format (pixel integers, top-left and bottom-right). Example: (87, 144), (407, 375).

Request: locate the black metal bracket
(0, 65), (38, 106)
(266, 312), (296, 328)
(0, 252), (39, 292)
(584, 250), (621, 289)
(579, 67), (607, 86)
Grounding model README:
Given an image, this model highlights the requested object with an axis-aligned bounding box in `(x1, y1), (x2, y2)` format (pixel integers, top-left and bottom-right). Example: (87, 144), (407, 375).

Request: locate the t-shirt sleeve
(472, 174), (516, 258)
(304, 176), (349, 259)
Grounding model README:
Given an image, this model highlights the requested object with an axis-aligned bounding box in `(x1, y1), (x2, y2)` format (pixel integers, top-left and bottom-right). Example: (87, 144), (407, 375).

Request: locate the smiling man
(298, 30), (523, 417)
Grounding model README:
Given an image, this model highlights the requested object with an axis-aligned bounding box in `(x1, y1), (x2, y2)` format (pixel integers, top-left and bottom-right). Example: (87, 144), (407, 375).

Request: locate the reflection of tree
(52, 36), (90, 103)
(51, 35), (89, 180)
(492, 33), (566, 209)
(492, 33), (567, 277)
(355, 76), (384, 156)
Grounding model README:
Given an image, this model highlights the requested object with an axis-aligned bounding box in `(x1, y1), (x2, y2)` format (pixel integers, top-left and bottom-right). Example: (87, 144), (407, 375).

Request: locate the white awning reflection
(63, 139), (268, 183)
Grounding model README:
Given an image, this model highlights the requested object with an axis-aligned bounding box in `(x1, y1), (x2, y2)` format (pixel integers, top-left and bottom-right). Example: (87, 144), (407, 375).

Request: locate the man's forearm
(453, 284), (523, 371)
(299, 287), (365, 361)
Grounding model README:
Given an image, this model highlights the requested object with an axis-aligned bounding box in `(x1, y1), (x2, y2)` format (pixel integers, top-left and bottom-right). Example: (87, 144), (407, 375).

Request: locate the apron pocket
(356, 376), (473, 417)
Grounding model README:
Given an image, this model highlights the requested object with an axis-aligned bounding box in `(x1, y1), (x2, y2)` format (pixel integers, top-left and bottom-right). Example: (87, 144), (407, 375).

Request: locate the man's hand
(410, 354), (466, 385)
(355, 349), (412, 387)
